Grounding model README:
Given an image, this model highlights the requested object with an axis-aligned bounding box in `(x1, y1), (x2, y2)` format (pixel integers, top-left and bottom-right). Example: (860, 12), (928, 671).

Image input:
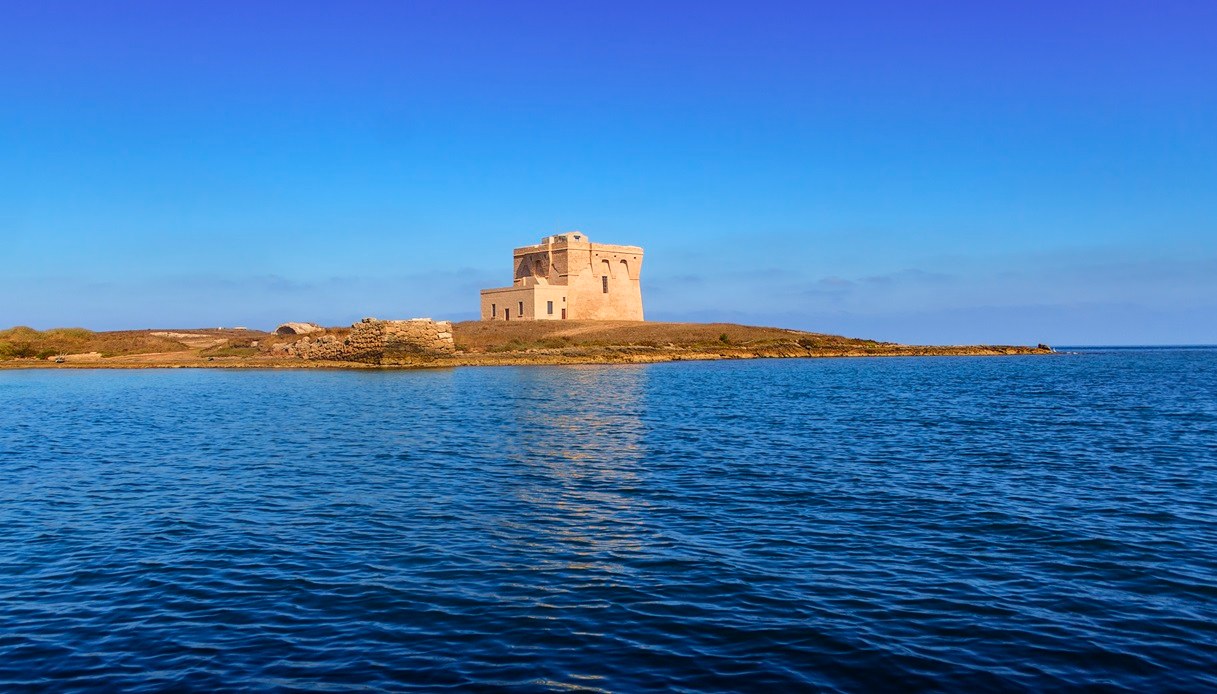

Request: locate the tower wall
(480, 232), (644, 321)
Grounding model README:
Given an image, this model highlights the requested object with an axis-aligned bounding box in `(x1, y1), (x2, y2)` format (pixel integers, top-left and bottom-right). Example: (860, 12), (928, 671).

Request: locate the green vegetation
(200, 337), (261, 358)
(485, 338), (529, 353)
(199, 346), (260, 358)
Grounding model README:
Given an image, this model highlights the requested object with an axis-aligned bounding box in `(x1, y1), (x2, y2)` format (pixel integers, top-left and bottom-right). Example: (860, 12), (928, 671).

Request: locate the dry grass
(447, 320), (1047, 364)
(452, 320), (884, 352)
(0, 327), (268, 361)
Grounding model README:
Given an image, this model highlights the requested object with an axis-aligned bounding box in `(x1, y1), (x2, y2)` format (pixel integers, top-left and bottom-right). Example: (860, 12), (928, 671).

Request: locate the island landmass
(0, 320), (1051, 370)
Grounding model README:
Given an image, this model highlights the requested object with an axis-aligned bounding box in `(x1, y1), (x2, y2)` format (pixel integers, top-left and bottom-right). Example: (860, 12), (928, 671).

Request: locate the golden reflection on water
(491, 367), (653, 688)
(501, 365), (652, 570)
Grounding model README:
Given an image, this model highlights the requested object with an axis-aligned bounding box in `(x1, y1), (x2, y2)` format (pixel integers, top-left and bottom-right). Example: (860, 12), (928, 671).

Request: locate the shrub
(200, 346), (260, 358)
(5, 342), (38, 358)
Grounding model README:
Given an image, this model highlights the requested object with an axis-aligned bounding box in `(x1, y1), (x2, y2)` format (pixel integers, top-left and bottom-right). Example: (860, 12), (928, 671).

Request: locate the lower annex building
(480, 232), (644, 321)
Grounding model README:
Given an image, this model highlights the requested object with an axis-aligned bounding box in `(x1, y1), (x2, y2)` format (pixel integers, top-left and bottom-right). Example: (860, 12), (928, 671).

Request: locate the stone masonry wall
(272, 318), (454, 363)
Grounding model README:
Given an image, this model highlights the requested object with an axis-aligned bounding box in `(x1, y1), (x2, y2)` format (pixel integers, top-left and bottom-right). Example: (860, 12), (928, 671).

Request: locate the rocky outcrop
(272, 318), (454, 363)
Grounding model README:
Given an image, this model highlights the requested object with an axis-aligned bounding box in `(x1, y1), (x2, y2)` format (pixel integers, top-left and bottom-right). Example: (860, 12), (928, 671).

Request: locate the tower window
(492, 303), (496, 318)
(602, 276), (609, 293)
(547, 301), (553, 315)
(519, 301), (524, 315)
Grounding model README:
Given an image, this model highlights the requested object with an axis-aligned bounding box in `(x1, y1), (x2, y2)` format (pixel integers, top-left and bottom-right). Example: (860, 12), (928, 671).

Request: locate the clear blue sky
(3, 1), (1214, 344)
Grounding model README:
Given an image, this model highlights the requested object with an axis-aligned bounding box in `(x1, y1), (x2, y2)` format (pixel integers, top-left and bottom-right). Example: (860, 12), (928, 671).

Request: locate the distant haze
(2, 2), (1215, 345)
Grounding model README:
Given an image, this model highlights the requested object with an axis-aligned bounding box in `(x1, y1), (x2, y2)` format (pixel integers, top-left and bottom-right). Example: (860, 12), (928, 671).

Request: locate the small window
(492, 303), (496, 318)
(547, 301), (553, 315)
(602, 276), (609, 293)
(519, 301), (524, 316)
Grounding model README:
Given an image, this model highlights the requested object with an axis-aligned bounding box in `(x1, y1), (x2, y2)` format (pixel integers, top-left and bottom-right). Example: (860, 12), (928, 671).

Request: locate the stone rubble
(271, 318), (454, 363)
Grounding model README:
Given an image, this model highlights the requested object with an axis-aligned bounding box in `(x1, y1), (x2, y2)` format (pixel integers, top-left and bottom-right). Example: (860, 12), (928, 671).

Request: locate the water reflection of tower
(498, 365), (651, 567)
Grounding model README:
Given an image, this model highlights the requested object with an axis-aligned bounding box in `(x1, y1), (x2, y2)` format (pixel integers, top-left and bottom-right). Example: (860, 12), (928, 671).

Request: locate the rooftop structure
(480, 232), (644, 321)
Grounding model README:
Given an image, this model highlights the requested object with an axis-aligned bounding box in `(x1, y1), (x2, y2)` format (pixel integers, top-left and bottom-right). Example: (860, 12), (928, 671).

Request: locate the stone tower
(480, 232), (644, 321)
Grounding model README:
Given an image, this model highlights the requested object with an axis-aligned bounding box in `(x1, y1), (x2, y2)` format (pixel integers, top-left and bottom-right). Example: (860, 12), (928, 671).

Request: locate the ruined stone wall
(271, 318), (454, 363)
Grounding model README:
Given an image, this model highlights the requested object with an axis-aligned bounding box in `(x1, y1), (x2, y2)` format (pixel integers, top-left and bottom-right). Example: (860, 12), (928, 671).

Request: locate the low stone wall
(272, 318), (454, 363)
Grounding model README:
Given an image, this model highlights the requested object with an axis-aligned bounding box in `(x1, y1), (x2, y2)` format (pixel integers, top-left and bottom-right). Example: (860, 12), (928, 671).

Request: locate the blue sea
(2, 349), (1216, 692)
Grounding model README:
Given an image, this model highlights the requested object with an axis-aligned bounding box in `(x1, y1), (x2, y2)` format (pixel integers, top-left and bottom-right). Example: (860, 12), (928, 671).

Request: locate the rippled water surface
(2, 349), (1216, 691)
